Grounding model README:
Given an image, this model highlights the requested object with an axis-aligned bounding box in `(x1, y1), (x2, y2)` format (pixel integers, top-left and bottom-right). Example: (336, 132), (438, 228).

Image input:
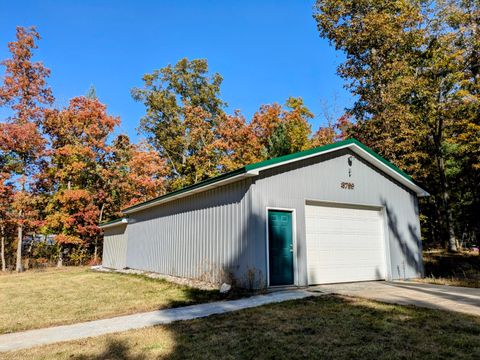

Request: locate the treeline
(0, 28), (169, 270)
(0, 28), (346, 271)
(1, 0), (479, 271)
(314, 0), (479, 251)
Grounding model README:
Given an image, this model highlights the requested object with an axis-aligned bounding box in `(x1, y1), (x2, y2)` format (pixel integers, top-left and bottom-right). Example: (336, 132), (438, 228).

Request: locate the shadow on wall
(208, 211), (267, 290)
(123, 179), (265, 289)
(133, 205), (268, 291)
(196, 207), (296, 290)
(381, 197), (424, 279)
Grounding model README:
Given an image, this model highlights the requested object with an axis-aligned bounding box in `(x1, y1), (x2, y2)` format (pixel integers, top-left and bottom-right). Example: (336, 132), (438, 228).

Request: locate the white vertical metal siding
(251, 149), (423, 286)
(112, 148), (422, 288)
(126, 179), (254, 285)
(102, 224), (128, 269)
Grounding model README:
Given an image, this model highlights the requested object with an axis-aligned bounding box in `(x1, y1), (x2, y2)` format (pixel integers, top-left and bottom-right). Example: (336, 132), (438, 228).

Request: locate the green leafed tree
(132, 58), (225, 190)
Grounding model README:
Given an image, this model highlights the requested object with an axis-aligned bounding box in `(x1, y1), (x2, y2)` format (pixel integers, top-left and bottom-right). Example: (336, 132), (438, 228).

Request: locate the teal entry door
(268, 210), (294, 286)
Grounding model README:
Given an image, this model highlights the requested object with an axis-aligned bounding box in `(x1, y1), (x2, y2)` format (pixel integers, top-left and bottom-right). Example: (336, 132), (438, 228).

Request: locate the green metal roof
(121, 138), (423, 214)
(122, 167), (248, 213)
(244, 138), (413, 181)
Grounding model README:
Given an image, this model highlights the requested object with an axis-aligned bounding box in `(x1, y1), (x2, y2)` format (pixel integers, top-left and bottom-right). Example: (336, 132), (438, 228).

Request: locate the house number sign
(341, 182), (355, 190)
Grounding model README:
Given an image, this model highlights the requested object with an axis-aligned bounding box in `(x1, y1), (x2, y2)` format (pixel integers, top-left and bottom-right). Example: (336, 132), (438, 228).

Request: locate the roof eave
(347, 144), (429, 197)
(99, 218), (128, 229)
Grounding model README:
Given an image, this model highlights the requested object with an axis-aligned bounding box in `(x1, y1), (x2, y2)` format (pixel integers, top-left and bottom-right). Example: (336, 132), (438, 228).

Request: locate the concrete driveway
(312, 281), (480, 316)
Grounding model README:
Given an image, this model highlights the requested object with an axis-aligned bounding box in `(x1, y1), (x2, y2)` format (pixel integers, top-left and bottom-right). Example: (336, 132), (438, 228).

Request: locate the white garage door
(305, 204), (386, 284)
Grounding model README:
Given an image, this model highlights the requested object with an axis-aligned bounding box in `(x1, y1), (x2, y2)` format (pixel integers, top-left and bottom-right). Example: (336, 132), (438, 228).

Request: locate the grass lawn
(419, 250), (480, 288)
(0, 267), (220, 334)
(3, 295), (479, 360)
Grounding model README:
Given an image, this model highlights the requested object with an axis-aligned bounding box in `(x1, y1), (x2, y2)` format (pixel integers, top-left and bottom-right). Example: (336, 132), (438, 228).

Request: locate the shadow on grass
(73, 339), (146, 360)
(61, 295), (479, 360)
(165, 286), (258, 309)
(423, 250), (480, 288)
(101, 270), (259, 310)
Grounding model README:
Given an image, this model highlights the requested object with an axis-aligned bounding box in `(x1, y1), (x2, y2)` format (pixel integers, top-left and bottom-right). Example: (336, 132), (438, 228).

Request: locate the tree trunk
(57, 180), (71, 268)
(16, 218), (23, 272)
(95, 203), (105, 264)
(93, 242), (98, 264)
(57, 244), (63, 267)
(1, 224), (6, 272)
(434, 197), (443, 246)
(436, 146), (457, 252)
(432, 103), (457, 252)
(25, 232), (35, 270)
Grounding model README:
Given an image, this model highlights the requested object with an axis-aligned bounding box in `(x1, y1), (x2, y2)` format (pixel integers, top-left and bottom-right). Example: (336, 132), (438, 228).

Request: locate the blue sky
(0, 0), (351, 141)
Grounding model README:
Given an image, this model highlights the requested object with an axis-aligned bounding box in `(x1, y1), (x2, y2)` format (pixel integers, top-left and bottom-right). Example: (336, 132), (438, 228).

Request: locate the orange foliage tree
(42, 96), (118, 265)
(218, 97), (315, 165)
(42, 96), (166, 264)
(0, 27), (53, 271)
(215, 111), (263, 172)
(107, 134), (166, 213)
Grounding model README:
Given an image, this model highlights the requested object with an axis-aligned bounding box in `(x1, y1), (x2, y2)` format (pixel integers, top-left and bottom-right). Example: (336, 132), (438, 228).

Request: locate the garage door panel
(306, 221), (380, 233)
(309, 267), (384, 284)
(305, 204), (386, 285)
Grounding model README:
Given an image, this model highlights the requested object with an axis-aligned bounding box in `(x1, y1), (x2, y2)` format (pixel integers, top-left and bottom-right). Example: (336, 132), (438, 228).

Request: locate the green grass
(3, 295), (479, 360)
(0, 267), (220, 334)
(419, 250), (480, 288)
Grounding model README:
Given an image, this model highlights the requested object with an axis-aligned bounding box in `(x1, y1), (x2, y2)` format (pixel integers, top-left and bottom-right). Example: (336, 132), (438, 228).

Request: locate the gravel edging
(90, 266), (219, 291)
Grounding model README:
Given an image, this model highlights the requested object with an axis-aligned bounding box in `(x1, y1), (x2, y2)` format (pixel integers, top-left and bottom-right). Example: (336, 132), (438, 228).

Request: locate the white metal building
(100, 139), (427, 288)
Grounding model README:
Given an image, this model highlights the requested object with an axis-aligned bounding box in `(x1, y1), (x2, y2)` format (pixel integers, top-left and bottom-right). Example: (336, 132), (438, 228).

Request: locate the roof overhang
(348, 144), (429, 197)
(99, 218), (128, 229)
(245, 141), (429, 197)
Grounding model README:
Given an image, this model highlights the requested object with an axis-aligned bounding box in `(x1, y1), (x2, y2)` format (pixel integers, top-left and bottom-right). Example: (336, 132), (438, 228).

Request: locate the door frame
(304, 199), (392, 283)
(265, 207), (298, 287)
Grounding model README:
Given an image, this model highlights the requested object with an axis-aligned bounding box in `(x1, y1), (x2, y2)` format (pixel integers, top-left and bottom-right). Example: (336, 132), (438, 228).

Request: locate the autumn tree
(98, 135), (166, 262)
(215, 111), (263, 171)
(281, 97), (313, 153)
(0, 26), (53, 271)
(215, 97), (317, 170)
(442, 0), (480, 246)
(106, 134), (166, 214)
(43, 96), (119, 265)
(132, 58), (225, 190)
(311, 114), (352, 147)
(250, 97), (313, 158)
(314, 0), (480, 250)
(42, 96), (166, 264)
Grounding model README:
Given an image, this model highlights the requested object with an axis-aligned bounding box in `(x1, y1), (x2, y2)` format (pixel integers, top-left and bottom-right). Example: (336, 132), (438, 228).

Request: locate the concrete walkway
(314, 281), (480, 316)
(0, 289), (316, 353)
